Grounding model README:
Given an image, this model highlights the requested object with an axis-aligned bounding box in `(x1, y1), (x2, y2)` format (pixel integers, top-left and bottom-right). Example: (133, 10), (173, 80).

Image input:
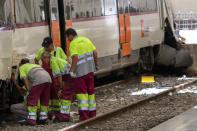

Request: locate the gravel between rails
(80, 91), (197, 131)
(0, 76), (191, 131)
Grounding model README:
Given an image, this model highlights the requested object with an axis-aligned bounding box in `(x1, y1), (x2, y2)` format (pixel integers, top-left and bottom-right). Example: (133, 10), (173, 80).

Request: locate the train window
(79, 0), (93, 18)
(0, 0), (12, 27)
(64, 0), (72, 20)
(147, 0), (157, 11)
(68, 0), (80, 19)
(68, 0), (93, 19)
(104, 0), (117, 16)
(69, 0), (116, 19)
(139, 0), (148, 12)
(117, 0), (124, 14)
(51, 0), (59, 21)
(15, 0), (45, 24)
(129, 0), (140, 13)
(124, 0), (129, 13)
(92, 0), (103, 16)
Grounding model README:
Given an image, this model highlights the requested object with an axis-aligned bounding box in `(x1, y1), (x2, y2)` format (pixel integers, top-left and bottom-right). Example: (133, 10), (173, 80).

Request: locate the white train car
(0, 0), (193, 106)
(0, 0), (164, 80)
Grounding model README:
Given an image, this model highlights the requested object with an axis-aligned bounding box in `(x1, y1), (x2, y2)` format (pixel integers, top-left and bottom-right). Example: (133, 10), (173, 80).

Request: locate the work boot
(53, 117), (69, 123)
(19, 120), (35, 126)
(37, 120), (48, 125)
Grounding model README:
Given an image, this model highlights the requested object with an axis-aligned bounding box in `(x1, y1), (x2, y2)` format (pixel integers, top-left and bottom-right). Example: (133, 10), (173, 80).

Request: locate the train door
(63, 0), (72, 55)
(117, 0), (132, 56)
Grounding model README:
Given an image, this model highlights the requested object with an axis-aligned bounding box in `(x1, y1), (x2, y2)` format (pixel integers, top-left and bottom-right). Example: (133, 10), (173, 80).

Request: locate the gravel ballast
(81, 92), (197, 131)
(0, 76), (194, 131)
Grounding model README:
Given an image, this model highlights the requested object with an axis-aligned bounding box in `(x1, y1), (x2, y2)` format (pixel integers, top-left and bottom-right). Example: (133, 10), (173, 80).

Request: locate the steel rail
(95, 76), (139, 92)
(58, 79), (197, 131)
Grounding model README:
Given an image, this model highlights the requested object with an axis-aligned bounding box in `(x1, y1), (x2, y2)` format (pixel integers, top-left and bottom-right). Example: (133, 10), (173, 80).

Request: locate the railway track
(95, 76), (139, 92)
(1, 76), (196, 131)
(59, 78), (197, 131)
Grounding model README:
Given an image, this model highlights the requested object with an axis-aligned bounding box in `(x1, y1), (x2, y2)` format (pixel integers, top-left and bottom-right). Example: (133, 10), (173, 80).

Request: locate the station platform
(149, 106), (197, 131)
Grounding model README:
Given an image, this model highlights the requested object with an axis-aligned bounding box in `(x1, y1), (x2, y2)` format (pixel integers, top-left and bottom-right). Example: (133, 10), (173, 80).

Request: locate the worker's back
(69, 36), (96, 77)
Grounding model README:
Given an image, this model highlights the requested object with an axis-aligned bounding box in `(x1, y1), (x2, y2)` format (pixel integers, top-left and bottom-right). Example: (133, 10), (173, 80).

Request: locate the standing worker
(18, 58), (52, 125)
(42, 52), (74, 122)
(65, 28), (98, 121)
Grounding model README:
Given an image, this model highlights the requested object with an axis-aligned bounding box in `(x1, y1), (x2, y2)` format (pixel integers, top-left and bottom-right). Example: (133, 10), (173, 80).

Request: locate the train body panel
(71, 12), (163, 74)
(0, 30), (13, 79)
(0, 0), (191, 80)
(72, 15), (120, 58)
(0, 24), (49, 80)
(12, 24), (49, 65)
(0, 0), (165, 79)
(131, 13), (164, 50)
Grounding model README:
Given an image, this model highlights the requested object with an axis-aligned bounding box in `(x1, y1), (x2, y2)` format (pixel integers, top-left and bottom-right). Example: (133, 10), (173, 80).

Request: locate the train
(0, 0), (193, 107)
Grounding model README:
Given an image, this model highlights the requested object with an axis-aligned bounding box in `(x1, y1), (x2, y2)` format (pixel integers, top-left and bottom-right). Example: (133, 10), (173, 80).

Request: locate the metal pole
(45, 0), (52, 36)
(58, 0), (66, 52)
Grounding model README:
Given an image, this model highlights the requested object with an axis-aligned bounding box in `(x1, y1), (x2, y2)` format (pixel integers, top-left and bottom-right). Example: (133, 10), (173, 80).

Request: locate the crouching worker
(42, 52), (74, 122)
(17, 58), (52, 125)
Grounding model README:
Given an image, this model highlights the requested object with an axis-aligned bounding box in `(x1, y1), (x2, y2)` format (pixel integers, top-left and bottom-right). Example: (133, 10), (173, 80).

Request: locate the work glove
(70, 72), (77, 78)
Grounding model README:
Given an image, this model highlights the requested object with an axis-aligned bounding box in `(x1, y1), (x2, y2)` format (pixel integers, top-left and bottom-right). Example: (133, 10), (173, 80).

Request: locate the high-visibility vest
(19, 64), (41, 79)
(35, 46), (67, 61)
(69, 37), (96, 77)
(50, 57), (71, 77)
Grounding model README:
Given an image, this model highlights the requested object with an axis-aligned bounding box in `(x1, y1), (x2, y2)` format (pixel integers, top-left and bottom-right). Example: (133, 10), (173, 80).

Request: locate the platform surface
(149, 106), (197, 131)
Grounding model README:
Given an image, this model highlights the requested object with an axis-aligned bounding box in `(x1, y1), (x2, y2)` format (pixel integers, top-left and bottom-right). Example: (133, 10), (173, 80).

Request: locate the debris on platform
(131, 87), (170, 96)
(177, 75), (197, 80)
(107, 98), (117, 102)
(179, 30), (197, 44)
(178, 86), (197, 94)
(70, 112), (78, 116)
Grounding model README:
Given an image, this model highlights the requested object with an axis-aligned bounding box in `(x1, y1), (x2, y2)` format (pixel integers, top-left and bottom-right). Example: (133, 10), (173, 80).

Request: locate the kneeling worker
(42, 52), (73, 122)
(17, 58), (51, 125)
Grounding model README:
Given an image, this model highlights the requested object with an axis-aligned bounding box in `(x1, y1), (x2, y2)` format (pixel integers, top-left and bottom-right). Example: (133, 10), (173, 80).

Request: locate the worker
(65, 28), (98, 121)
(34, 37), (68, 119)
(17, 58), (52, 125)
(10, 62), (42, 123)
(41, 51), (74, 122)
